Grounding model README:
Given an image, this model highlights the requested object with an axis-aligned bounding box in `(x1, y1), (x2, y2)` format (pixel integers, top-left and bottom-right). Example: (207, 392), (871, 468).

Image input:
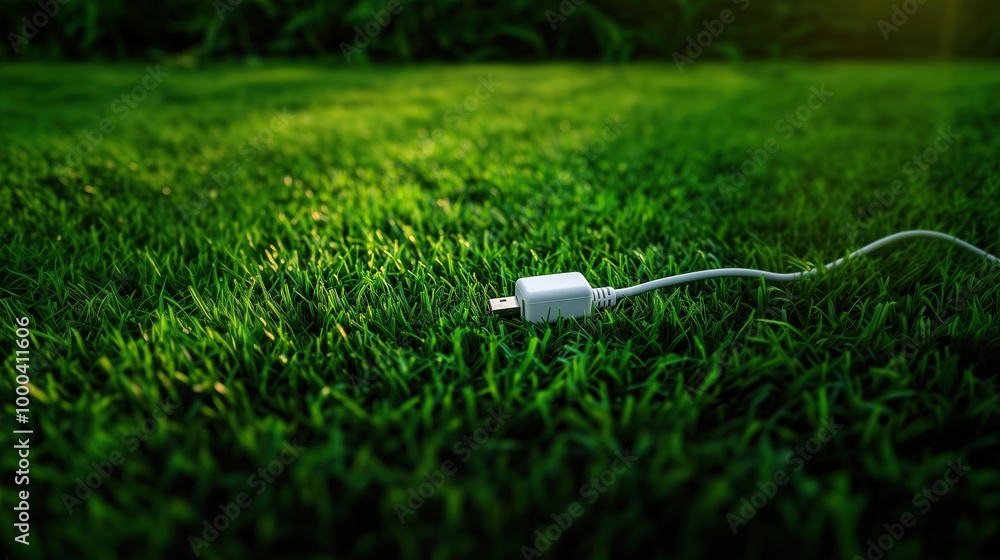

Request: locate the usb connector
(488, 296), (520, 316)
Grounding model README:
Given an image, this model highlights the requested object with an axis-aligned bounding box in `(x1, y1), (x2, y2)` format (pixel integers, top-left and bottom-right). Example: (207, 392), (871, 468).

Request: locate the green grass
(2, 62), (999, 560)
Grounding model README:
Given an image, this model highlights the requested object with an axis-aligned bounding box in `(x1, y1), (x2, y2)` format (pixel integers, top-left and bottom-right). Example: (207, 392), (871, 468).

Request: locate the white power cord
(488, 230), (1000, 323)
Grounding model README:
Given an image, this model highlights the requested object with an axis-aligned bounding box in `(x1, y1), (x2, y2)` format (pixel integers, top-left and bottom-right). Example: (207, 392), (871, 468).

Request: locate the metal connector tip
(488, 296), (520, 316)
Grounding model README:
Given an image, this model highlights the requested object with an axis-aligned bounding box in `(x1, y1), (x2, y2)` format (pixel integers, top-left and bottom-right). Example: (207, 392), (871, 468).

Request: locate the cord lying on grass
(488, 230), (1000, 323)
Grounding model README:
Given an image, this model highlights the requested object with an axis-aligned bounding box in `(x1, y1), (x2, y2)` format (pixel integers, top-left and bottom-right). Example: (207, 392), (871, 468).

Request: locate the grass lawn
(2, 61), (999, 559)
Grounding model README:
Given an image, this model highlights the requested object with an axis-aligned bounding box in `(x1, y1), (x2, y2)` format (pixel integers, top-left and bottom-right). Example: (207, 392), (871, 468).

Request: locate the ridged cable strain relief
(592, 286), (617, 309)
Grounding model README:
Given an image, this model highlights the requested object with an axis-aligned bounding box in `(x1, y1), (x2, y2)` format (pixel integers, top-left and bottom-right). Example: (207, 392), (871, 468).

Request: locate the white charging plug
(488, 272), (617, 323)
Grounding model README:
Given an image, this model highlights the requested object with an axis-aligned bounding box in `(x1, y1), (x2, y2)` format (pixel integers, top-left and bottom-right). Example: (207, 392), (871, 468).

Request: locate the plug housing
(515, 272), (594, 322)
(489, 272), (618, 323)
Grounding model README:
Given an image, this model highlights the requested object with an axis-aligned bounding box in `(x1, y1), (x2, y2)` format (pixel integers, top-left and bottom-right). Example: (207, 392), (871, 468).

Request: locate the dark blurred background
(3, 0), (999, 63)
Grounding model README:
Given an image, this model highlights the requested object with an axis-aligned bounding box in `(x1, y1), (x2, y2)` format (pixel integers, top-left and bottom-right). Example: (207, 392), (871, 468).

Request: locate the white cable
(488, 229), (999, 323)
(615, 230), (1000, 299)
